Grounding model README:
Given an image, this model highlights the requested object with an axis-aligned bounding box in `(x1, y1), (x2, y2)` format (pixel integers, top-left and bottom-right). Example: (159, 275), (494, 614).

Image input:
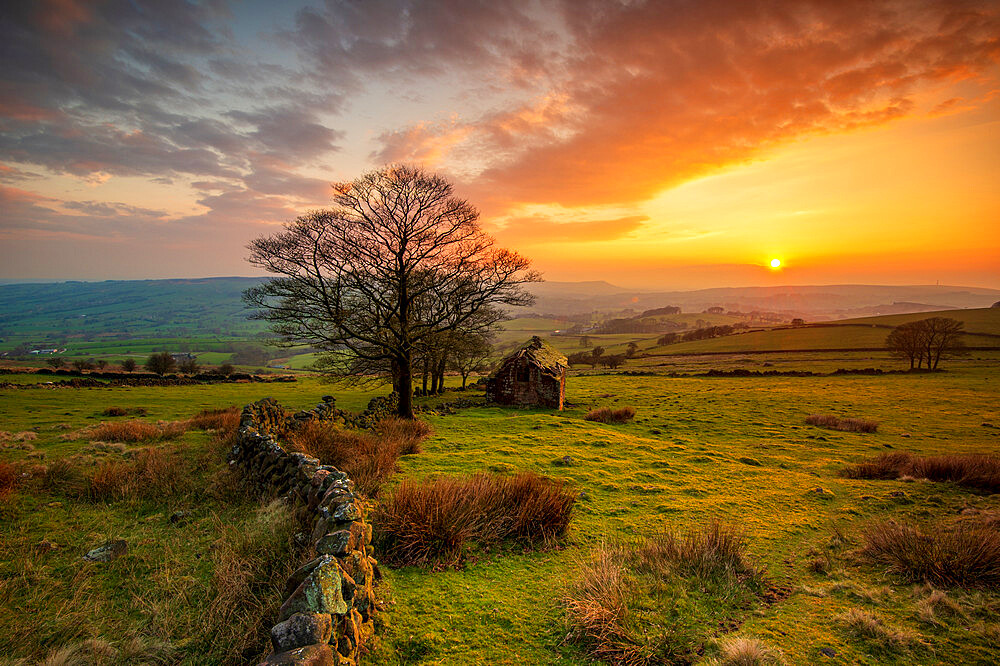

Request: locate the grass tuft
(565, 522), (768, 665)
(585, 406), (637, 424)
(189, 406), (241, 435)
(708, 636), (785, 665)
(806, 413), (878, 432)
(374, 471), (575, 567)
(840, 608), (921, 649)
(100, 406), (147, 417)
(0, 461), (18, 499)
(842, 452), (1000, 493)
(89, 420), (188, 443)
(87, 447), (192, 502)
(861, 520), (1000, 588)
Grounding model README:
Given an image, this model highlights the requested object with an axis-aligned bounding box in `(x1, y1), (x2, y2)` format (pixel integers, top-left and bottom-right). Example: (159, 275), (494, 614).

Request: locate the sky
(0, 0), (998, 290)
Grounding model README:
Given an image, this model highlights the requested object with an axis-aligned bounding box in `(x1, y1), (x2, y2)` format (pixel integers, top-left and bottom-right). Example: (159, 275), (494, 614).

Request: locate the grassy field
(2, 356), (999, 664)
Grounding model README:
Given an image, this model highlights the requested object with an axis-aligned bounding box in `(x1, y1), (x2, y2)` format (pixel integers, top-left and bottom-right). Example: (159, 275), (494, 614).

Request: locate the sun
(769, 258), (782, 269)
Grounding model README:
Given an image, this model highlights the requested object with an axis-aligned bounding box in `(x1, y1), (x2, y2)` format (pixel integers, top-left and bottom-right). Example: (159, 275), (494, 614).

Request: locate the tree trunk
(422, 356), (429, 394)
(461, 372), (468, 388)
(436, 357), (447, 393)
(397, 356), (414, 419)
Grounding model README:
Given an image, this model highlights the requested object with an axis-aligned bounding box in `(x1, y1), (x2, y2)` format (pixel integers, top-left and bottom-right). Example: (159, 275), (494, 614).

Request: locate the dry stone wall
(228, 398), (379, 666)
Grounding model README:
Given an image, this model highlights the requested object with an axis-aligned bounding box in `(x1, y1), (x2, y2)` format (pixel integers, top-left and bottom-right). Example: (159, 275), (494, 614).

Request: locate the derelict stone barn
(485, 336), (568, 409)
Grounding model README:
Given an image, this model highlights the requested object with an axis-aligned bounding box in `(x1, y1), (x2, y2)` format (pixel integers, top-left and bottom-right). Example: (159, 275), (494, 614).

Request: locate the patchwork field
(1, 354), (999, 664)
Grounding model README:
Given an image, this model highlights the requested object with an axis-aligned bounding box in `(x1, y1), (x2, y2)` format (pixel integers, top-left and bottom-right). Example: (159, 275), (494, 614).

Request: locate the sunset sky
(1, 0), (998, 289)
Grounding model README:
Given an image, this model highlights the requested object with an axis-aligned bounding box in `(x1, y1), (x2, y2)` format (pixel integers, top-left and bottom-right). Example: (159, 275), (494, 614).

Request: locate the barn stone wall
(486, 360), (565, 409)
(228, 398), (378, 666)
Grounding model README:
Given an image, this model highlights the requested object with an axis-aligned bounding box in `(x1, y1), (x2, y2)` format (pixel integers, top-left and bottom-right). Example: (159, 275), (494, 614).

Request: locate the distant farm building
(485, 336), (568, 410)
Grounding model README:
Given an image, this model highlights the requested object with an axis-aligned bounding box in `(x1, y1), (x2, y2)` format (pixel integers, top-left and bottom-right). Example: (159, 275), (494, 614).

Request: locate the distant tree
(600, 354), (626, 369)
(992, 301), (1000, 308)
(588, 346), (605, 369)
(218, 363), (235, 376)
(72, 359), (93, 372)
(95, 360), (108, 370)
(567, 351), (592, 367)
(791, 318), (805, 326)
(448, 332), (494, 389)
(177, 357), (200, 374)
(919, 317), (966, 370)
(705, 306), (725, 314)
(579, 335), (592, 348)
(886, 322), (924, 369)
(145, 351), (176, 376)
(626, 342), (639, 358)
(886, 317), (966, 370)
(45, 357), (65, 369)
(120, 358), (137, 372)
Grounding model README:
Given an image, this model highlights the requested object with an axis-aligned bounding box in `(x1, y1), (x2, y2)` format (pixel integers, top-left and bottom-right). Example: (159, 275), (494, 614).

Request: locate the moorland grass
(90, 419), (188, 443)
(842, 452), (1000, 493)
(3, 368), (1000, 664)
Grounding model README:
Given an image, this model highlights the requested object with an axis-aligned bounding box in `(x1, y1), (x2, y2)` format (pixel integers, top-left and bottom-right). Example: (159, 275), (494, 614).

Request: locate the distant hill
(645, 307), (1000, 356)
(2, 277), (998, 350)
(0, 277), (266, 345)
(522, 283), (1000, 317)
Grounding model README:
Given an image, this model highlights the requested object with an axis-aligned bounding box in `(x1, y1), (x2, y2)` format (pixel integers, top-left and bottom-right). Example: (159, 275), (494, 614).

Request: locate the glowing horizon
(0, 1), (998, 289)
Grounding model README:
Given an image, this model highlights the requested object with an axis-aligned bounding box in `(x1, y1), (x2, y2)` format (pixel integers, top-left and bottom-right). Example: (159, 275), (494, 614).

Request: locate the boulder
(83, 539), (128, 562)
(271, 612), (333, 652)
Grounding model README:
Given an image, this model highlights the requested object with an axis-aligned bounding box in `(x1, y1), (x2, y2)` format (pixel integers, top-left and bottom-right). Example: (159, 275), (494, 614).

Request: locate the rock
(316, 530), (356, 556)
(808, 487), (835, 499)
(169, 510), (189, 525)
(887, 490), (913, 504)
(552, 455), (575, 466)
(271, 612), (333, 652)
(738, 456), (762, 466)
(819, 647), (837, 658)
(83, 539), (128, 562)
(259, 644), (335, 666)
(279, 556), (349, 621)
(331, 502), (361, 523)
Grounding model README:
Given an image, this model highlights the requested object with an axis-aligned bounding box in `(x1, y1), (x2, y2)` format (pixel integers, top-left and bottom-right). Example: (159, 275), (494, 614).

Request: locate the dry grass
(287, 418), (431, 496)
(861, 520), (1000, 588)
(3, 636), (177, 666)
(189, 406), (241, 435)
(374, 471), (575, 567)
(585, 406), (637, 424)
(707, 636), (785, 665)
(0, 461), (18, 499)
(89, 420), (188, 444)
(842, 452), (1000, 493)
(915, 587), (966, 626)
(805, 413), (879, 432)
(199, 499), (306, 661)
(87, 447), (192, 502)
(840, 608), (921, 649)
(100, 406), (147, 417)
(565, 522), (767, 665)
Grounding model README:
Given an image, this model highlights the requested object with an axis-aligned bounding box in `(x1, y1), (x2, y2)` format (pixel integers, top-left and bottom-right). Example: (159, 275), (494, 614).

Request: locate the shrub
(585, 406), (637, 424)
(842, 453), (1000, 493)
(806, 414), (878, 432)
(861, 520), (1000, 587)
(374, 472), (575, 566)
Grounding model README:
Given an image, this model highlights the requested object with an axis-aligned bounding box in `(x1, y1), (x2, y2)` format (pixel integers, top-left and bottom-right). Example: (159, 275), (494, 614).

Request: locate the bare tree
(120, 358), (137, 372)
(886, 317), (966, 370)
(245, 165), (539, 418)
(448, 331), (494, 388)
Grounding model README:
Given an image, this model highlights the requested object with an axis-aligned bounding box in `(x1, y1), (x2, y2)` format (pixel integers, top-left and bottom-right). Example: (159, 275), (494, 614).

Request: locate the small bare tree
(245, 165), (539, 418)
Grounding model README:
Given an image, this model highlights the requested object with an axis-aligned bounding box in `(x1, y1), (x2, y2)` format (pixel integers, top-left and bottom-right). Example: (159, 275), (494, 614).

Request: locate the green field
(2, 352), (999, 664)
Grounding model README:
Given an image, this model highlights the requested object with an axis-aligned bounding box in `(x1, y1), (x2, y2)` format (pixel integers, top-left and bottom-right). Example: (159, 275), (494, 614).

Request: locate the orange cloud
(493, 214), (648, 244)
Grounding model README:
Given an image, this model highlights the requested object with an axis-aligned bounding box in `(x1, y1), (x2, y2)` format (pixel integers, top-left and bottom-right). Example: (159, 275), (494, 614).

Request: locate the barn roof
(491, 336), (568, 378)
